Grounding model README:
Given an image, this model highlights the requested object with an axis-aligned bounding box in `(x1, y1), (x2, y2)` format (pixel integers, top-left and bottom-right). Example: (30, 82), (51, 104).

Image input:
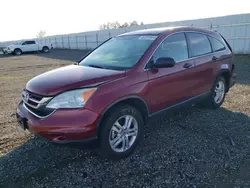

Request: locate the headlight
(46, 88), (96, 109)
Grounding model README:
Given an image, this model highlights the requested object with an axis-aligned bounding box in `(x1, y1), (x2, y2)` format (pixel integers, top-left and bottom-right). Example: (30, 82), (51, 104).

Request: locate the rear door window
(208, 36), (226, 52)
(186, 33), (212, 57)
(153, 33), (188, 63)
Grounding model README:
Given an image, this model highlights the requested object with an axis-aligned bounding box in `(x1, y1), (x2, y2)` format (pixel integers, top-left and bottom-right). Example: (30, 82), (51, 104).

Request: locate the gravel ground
(0, 50), (250, 188)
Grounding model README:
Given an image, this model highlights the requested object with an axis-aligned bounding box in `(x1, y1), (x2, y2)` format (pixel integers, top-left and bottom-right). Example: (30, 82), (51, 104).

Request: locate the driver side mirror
(154, 57), (175, 68)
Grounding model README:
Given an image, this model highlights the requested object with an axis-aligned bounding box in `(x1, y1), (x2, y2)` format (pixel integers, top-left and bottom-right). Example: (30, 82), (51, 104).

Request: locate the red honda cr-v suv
(16, 27), (236, 159)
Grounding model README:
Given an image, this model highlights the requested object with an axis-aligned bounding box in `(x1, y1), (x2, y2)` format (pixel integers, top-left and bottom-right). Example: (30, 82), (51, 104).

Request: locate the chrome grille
(22, 89), (54, 118)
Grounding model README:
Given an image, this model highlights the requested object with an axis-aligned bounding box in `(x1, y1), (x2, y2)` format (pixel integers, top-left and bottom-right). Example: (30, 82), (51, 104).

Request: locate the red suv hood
(26, 65), (126, 96)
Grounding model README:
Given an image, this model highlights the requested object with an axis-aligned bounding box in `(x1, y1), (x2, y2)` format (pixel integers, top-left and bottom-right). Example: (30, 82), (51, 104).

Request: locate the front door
(26, 41), (37, 52)
(146, 33), (200, 113)
(21, 41), (29, 52)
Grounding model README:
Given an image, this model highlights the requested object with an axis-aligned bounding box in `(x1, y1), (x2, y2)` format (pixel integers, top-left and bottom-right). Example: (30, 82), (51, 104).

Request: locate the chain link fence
(1, 14), (250, 53)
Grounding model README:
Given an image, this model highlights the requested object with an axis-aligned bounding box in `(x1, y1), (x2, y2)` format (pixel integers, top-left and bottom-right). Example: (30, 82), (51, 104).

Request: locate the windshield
(15, 41), (23, 45)
(79, 35), (157, 70)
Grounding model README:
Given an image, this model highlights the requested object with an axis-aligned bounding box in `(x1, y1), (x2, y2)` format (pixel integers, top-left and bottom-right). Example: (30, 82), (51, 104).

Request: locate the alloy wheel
(214, 80), (225, 104)
(109, 115), (138, 153)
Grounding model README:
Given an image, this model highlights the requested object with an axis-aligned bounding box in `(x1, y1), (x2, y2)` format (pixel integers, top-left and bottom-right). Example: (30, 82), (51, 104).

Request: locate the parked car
(16, 27), (236, 159)
(3, 40), (52, 55)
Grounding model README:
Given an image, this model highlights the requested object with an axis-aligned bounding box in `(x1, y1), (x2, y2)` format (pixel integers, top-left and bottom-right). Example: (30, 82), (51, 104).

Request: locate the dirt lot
(0, 50), (250, 187)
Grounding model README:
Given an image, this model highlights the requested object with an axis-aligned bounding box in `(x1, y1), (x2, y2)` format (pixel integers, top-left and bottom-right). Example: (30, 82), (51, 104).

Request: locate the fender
(14, 48), (22, 52)
(214, 68), (231, 92)
(96, 95), (150, 137)
(216, 68), (231, 78)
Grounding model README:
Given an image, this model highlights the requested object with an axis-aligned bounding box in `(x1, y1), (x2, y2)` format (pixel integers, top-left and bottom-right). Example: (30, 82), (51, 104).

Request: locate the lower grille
(24, 103), (55, 118)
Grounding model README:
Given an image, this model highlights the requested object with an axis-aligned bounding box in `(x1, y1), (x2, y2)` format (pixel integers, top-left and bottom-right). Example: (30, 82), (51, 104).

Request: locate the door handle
(183, 63), (193, 68)
(212, 56), (217, 61)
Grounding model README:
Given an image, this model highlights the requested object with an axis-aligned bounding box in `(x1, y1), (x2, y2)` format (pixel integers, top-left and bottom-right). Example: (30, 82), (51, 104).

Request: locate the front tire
(14, 49), (22, 56)
(204, 76), (226, 109)
(99, 104), (144, 160)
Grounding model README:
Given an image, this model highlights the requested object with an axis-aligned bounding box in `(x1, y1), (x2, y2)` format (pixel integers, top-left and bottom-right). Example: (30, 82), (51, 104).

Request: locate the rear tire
(42, 46), (50, 53)
(99, 104), (144, 160)
(14, 49), (22, 56)
(202, 76), (226, 109)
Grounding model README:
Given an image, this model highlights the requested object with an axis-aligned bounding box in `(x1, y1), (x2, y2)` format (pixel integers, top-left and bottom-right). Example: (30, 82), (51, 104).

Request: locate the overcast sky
(0, 0), (249, 41)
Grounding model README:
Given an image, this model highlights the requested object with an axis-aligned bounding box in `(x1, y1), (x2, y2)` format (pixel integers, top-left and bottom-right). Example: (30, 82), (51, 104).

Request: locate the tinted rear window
(208, 36), (226, 52)
(186, 33), (212, 57)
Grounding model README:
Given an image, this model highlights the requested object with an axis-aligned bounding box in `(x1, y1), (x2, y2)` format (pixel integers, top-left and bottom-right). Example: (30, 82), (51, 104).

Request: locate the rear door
(185, 32), (215, 94)
(147, 33), (199, 113)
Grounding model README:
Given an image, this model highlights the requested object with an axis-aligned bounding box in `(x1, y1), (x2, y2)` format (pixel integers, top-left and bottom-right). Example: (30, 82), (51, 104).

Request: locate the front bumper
(2, 48), (12, 54)
(16, 101), (98, 143)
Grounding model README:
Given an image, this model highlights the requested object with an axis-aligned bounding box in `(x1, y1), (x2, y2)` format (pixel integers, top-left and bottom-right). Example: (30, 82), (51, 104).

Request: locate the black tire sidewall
(42, 47), (49, 53)
(14, 49), (21, 55)
(100, 104), (144, 159)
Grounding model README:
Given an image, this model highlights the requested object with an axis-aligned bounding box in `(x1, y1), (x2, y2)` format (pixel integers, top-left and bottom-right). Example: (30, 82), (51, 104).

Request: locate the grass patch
(0, 75), (32, 80)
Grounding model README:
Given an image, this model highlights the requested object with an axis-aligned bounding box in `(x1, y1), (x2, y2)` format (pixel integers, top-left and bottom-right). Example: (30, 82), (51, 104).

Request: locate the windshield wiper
(87, 64), (104, 69)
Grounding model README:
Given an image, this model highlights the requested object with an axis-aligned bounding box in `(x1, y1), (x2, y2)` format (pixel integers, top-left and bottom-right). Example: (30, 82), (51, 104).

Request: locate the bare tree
(121, 22), (129, 28)
(129, 21), (139, 27)
(99, 21), (143, 30)
(36, 30), (46, 38)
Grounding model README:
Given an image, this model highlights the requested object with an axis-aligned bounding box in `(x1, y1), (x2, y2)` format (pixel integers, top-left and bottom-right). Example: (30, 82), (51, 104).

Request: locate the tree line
(99, 21), (144, 30)
(36, 21), (144, 38)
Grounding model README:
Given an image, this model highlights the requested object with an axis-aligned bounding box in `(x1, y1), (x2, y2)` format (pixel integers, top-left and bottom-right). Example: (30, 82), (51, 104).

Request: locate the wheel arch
(216, 69), (231, 92)
(96, 96), (150, 138)
(14, 48), (22, 52)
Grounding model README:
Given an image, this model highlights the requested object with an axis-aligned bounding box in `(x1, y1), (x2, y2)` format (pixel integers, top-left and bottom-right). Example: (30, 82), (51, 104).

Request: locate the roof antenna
(209, 19), (213, 30)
